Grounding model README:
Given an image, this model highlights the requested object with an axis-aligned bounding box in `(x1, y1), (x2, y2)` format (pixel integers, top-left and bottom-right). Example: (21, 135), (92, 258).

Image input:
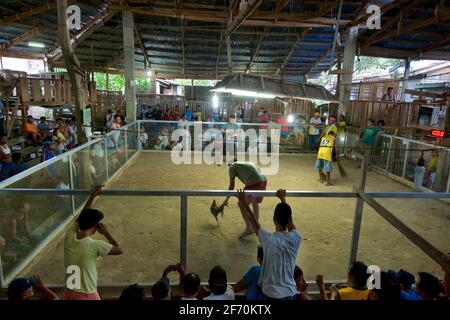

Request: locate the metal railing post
(349, 153), (369, 265)
(180, 195), (188, 269)
(68, 155), (76, 215)
(124, 127), (129, 161)
(402, 141), (410, 179)
(385, 136), (393, 174)
(104, 140), (109, 181)
(0, 254), (4, 288)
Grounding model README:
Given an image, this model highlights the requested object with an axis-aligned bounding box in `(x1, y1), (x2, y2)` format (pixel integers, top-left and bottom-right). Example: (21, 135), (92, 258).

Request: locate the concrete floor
(22, 151), (450, 285)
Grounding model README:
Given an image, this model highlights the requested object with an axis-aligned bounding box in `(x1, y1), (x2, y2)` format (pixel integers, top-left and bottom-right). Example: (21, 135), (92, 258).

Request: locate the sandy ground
(22, 151), (450, 285)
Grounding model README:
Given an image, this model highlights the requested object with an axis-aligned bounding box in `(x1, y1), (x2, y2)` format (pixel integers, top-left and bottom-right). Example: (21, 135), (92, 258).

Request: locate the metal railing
(1, 120), (450, 287)
(1, 181), (450, 287)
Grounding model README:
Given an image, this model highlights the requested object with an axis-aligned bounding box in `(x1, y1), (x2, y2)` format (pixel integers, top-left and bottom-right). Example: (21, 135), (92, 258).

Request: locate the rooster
(210, 200), (225, 225)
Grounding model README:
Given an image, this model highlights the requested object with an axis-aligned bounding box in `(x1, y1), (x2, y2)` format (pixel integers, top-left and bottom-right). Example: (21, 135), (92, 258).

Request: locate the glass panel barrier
(1, 156), (72, 281)
(72, 140), (108, 209)
(126, 122), (139, 160)
(105, 127), (127, 179)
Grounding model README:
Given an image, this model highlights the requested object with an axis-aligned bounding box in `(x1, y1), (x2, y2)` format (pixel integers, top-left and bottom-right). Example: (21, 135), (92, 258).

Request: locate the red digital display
(431, 129), (445, 138)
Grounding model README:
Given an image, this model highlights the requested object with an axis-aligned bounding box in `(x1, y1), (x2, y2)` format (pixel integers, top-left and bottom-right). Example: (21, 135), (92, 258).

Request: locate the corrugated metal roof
(0, 0), (448, 79)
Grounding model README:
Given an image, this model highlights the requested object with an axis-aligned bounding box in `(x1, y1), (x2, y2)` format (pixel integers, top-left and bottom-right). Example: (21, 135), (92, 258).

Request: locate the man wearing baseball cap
(7, 275), (59, 300)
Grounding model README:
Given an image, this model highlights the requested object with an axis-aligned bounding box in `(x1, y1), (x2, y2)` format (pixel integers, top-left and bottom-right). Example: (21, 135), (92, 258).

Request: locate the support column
(226, 34), (232, 75)
(149, 70), (156, 94)
(123, 11), (136, 122)
(400, 58), (411, 101)
(339, 26), (358, 116)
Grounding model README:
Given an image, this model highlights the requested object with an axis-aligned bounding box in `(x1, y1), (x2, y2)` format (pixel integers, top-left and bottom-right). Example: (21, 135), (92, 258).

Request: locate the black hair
(273, 202), (292, 229)
(151, 279), (170, 300)
(114, 115), (122, 120)
(56, 117), (63, 122)
(294, 265), (303, 280)
(349, 261), (369, 288)
(372, 272), (401, 301)
(229, 114), (236, 119)
(40, 116), (46, 120)
(182, 273), (201, 296)
(119, 284), (146, 300)
(418, 157), (425, 167)
(257, 245), (264, 262)
(12, 152), (22, 162)
(377, 120), (385, 126)
(76, 208), (104, 230)
(417, 272), (442, 299)
(387, 87), (394, 90)
(367, 118), (374, 124)
(208, 265), (227, 296)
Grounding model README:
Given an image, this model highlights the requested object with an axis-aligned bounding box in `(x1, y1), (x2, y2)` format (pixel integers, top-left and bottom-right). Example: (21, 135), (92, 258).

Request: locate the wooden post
(57, 0), (86, 145)
(106, 72), (109, 92)
(339, 26), (358, 116)
(123, 10), (137, 122)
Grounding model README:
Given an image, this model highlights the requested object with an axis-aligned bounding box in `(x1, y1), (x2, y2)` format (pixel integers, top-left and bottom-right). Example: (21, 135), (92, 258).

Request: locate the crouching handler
(222, 160), (267, 239)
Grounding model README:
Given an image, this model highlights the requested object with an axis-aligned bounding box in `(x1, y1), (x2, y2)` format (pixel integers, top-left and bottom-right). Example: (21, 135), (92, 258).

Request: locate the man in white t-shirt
(236, 188), (302, 300)
(203, 265), (235, 300)
(308, 112), (322, 151)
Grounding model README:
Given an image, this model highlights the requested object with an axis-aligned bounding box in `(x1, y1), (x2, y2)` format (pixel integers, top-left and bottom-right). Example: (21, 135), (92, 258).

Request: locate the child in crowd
(7, 275), (59, 300)
(53, 127), (66, 155)
(416, 272), (442, 300)
(120, 284), (146, 300)
(368, 271), (401, 300)
(330, 261), (371, 300)
(203, 265), (235, 300)
(234, 246), (263, 300)
(138, 126), (149, 150)
(388, 269), (422, 300)
(294, 266), (312, 300)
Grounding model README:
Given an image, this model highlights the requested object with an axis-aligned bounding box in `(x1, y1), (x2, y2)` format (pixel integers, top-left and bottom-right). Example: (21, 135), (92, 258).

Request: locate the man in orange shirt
(23, 116), (42, 145)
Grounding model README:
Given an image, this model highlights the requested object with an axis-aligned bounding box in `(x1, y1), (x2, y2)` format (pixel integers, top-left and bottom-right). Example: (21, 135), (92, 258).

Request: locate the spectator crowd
(4, 186), (449, 301)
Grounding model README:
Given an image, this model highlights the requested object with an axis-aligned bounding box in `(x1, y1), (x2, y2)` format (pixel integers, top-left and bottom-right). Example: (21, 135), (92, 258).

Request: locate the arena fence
(0, 120), (449, 287)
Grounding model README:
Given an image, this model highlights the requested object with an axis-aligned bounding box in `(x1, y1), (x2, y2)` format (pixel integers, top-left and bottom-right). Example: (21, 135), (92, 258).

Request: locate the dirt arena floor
(22, 151), (450, 284)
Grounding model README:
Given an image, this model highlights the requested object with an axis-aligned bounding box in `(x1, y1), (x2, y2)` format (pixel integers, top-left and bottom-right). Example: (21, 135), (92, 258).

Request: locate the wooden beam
(275, 0), (339, 77)
(181, 19), (186, 76)
(112, 6), (351, 27)
(215, 25), (225, 79)
(361, 0), (425, 48)
(226, 0), (263, 35)
(245, 0), (292, 73)
(0, 27), (40, 50)
(0, 49), (45, 59)
(419, 36), (450, 54)
(134, 23), (151, 69)
(105, 50), (124, 69)
(359, 46), (450, 61)
(0, 0), (57, 25)
(226, 34), (232, 75)
(274, 29), (311, 76)
(49, 4), (117, 61)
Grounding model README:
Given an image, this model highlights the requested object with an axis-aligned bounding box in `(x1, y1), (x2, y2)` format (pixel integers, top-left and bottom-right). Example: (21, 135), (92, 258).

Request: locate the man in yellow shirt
(315, 126), (338, 186)
(63, 186), (123, 300)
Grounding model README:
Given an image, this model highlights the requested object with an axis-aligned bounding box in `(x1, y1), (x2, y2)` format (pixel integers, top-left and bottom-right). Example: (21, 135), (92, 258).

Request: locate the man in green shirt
(357, 119), (384, 169)
(223, 160), (267, 239)
(63, 186), (123, 300)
